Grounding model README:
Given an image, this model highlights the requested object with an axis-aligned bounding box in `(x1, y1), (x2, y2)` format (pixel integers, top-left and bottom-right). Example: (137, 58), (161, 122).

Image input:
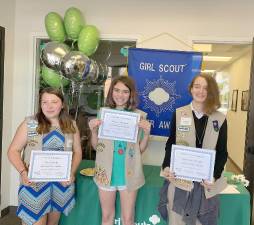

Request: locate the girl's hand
(88, 119), (102, 133)
(61, 173), (75, 187)
(138, 120), (151, 135)
(20, 170), (33, 186)
(201, 179), (215, 191)
(163, 167), (175, 181)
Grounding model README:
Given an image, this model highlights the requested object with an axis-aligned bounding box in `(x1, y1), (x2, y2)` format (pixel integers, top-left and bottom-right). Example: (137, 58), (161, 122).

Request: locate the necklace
(196, 117), (208, 145)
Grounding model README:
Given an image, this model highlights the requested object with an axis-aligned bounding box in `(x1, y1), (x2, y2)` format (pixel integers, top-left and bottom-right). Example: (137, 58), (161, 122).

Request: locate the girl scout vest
(94, 108), (147, 191)
(173, 104), (227, 197)
(23, 116), (73, 167)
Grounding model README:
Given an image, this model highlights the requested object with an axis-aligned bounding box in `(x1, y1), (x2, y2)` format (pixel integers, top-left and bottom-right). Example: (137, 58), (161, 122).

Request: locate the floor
(0, 159), (251, 225)
(0, 211), (21, 225)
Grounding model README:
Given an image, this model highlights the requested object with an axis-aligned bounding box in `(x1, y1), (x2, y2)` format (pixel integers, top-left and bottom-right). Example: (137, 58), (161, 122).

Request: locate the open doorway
(193, 41), (252, 173)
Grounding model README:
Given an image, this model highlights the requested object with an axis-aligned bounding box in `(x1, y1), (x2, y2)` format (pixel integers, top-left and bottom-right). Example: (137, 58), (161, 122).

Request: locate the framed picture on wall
(241, 90), (249, 111)
(231, 89), (238, 112)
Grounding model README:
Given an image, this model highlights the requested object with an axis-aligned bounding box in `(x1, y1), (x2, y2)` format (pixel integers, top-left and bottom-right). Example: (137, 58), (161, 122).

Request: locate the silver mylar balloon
(97, 63), (108, 84)
(60, 51), (91, 82)
(41, 41), (70, 71)
(86, 59), (99, 84)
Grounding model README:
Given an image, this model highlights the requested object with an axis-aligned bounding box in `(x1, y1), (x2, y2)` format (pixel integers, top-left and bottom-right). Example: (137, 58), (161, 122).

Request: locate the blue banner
(128, 48), (202, 137)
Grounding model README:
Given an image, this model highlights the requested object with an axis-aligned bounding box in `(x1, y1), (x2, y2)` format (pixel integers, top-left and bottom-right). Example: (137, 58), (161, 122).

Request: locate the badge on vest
(212, 120), (219, 132)
(180, 117), (192, 126)
(28, 131), (38, 137)
(96, 142), (105, 152)
(128, 148), (135, 158)
(27, 120), (38, 129)
(178, 126), (190, 132)
(66, 139), (73, 148)
(27, 139), (38, 147)
(127, 170), (133, 177)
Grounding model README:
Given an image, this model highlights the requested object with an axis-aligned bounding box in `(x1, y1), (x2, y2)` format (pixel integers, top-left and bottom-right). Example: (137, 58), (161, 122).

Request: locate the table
(59, 160), (250, 225)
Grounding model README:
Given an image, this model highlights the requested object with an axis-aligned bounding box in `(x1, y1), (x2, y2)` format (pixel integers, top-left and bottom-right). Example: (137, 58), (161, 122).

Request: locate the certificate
(28, 150), (72, 182)
(98, 108), (140, 143)
(170, 145), (215, 182)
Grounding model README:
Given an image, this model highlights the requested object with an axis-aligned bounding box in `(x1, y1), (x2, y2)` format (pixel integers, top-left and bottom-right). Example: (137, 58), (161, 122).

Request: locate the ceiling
(195, 43), (252, 73)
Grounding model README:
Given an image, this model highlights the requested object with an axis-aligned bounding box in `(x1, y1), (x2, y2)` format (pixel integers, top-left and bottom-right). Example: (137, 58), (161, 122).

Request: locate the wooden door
(243, 37), (254, 222)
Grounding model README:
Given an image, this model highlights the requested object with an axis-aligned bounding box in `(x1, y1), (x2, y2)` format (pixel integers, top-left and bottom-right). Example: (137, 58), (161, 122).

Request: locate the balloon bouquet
(41, 7), (102, 120)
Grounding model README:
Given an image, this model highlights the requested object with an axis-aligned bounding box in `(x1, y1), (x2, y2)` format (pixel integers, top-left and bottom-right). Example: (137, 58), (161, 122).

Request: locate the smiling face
(112, 81), (131, 109)
(40, 93), (63, 122)
(190, 76), (208, 104)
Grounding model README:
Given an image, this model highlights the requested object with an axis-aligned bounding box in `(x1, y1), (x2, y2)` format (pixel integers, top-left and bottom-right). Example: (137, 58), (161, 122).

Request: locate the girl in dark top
(161, 74), (228, 225)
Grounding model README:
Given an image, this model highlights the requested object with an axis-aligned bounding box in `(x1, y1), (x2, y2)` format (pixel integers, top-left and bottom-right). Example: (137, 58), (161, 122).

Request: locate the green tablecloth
(59, 160), (250, 225)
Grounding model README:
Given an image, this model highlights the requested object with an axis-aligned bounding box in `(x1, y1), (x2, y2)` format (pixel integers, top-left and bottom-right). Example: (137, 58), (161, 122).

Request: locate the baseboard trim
(1, 206), (17, 217)
(228, 156), (243, 173)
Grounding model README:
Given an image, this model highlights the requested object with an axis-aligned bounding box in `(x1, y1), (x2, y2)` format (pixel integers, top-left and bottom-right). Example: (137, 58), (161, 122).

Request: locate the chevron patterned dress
(17, 128), (75, 225)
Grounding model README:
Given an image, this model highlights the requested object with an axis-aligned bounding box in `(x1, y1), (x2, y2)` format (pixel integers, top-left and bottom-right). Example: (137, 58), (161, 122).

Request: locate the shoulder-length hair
(189, 74), (221, 115)
(36, 87), (76, 134)
(105, 76), (138, 111)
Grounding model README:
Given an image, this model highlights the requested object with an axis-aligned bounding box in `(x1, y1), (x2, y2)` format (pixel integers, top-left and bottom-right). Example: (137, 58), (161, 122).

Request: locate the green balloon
(78, 25), (100, 56)
(45, 12), (66, 42)
(64, 7), (85, 40)
(41, 65), (69, 88)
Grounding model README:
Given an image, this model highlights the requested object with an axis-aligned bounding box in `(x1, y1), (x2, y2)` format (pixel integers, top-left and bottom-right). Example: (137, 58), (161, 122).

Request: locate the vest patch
(66, 139), (73, 148)
(128, 148), (135, 158)
(28, 131), (38, 137)
(27, 120), (38, 129)
(178, 126), (190, 132)
(180, 117), (192, 126)
(127, 170), (133, 177)
(95, 165), (109, 185)
(96, 142), (105, 152)
(212, 120), (219, 132)
(27, 139), (38, 147)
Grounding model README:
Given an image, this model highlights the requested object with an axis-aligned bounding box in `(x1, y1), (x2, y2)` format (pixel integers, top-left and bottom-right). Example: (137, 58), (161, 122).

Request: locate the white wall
(3, 0), (254, 206)
(0, 0), (16, 212)
(224, 50), (251, 170)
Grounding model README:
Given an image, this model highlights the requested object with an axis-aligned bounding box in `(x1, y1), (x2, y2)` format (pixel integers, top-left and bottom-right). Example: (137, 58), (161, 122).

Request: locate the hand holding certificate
(170, 144), (216, 182)
(98, 108), (140, 143)
(28, 150), (72, 182)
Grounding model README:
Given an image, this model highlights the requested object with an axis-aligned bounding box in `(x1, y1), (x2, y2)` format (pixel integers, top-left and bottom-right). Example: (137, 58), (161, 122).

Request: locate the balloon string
(74, 83), (83, 121)
(69, 81), (76, 116)
(71, 40), (77, 50)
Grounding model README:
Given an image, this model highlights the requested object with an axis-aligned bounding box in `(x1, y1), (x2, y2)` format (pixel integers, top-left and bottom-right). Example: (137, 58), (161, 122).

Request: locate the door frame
(0, 26), (5, 208)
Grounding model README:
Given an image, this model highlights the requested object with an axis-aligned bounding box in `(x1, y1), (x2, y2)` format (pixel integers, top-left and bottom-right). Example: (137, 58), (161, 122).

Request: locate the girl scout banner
(128, 48), (202, 137)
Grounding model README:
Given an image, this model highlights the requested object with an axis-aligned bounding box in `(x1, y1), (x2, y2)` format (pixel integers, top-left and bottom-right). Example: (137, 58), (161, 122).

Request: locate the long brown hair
(36, 87), (76, 134)
(189, 74), (221, 115)
(105, 76), (138, 110)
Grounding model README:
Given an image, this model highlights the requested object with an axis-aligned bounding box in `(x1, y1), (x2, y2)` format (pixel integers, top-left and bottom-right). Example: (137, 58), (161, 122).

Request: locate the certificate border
(98, 108), (140, 143)
(28, 150), (72, 182)
(170, 145), (215, 182)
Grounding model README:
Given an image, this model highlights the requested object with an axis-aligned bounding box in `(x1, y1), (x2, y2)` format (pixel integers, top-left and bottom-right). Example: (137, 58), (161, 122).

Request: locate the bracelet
(19, 168), (26, 175)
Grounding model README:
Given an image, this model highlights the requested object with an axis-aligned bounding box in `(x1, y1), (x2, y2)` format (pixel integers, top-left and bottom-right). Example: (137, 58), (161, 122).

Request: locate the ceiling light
(193, 44), (212, 52)
(201, 69), (216, 73)
(203, 56), (232, 62)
